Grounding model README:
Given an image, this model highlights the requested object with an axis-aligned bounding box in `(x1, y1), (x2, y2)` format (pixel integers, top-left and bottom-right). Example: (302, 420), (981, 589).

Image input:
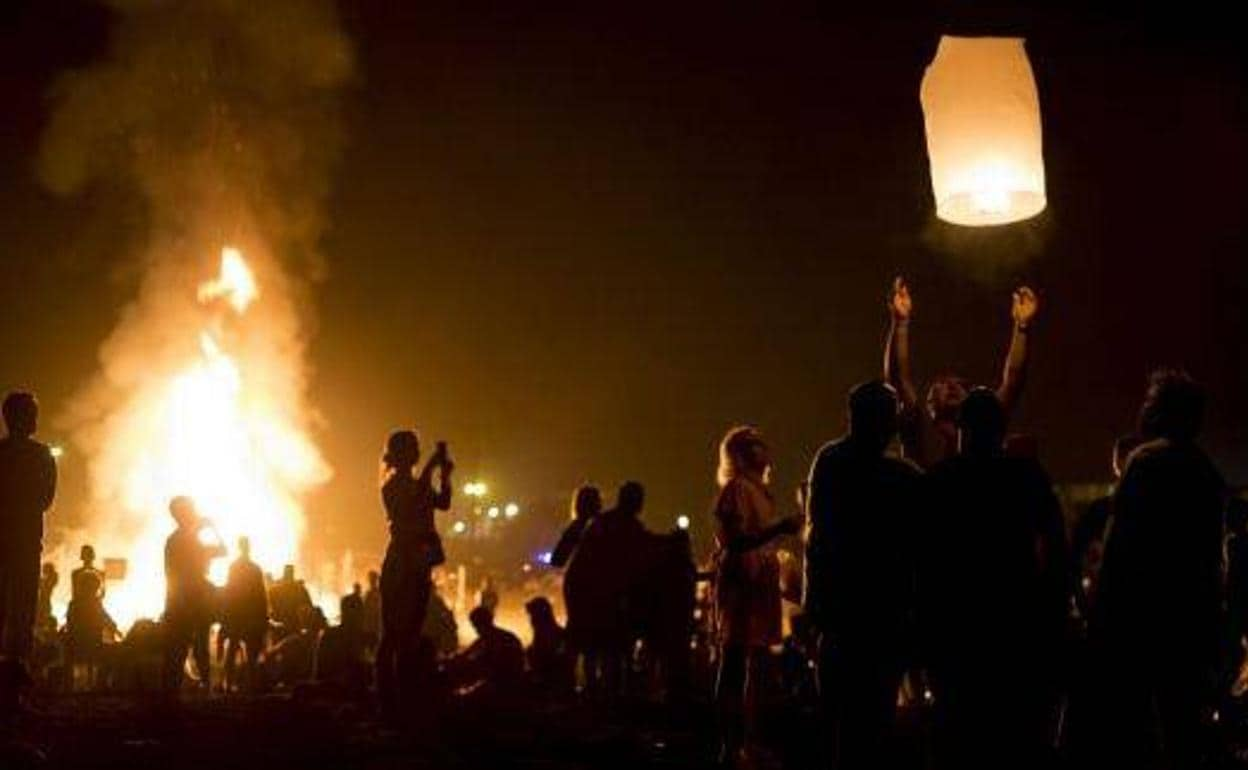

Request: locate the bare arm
(995, 287), (1038, 415)
(38, 449), (58, 513)
(884, 277), (919, 409)
(434, 464), (453, 511)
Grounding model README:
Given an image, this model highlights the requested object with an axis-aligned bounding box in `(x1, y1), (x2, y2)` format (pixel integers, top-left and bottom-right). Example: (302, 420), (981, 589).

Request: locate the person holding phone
(162, 496), (225, 695)
(376, 429), (453, 721)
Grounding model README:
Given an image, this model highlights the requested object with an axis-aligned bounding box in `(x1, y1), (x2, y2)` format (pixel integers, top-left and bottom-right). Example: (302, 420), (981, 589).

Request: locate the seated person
(313, 593), (370, 696)
(447, 606), (525, 707)
(525, 597), (573, 697)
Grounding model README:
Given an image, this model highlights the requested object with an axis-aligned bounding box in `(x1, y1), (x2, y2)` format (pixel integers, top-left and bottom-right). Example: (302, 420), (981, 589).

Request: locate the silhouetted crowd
(2, 278), (1246, 770)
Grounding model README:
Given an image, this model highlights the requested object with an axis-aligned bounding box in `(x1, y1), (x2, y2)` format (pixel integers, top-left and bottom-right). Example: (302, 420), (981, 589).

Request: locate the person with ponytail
(375, 429), (453, 721)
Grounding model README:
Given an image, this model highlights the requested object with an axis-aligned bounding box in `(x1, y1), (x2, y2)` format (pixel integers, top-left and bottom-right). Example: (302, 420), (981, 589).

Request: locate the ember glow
(83, 246), (333, 627)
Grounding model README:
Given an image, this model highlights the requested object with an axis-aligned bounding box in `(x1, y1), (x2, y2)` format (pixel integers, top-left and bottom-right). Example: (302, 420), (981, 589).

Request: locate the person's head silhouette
(525, 596), (557, 631)
(169, 496), (198, 529)
(2, 391), (38, 438)
(572, 484), (602, 520)
(717, 426), (770, 487)
(367, 569), (379, 590)
(282, 564), (296, 582)
(382, 430), (420, 473)
(237, 536), (252, 560)
(926, 375), (970, 424)
(848, 380), (899, 453)
(957, 388), (1006, 456)
(1138, 368), (1205, 443)
(616, 481), (645, 517)
(80, 544), (95, 566)
(469, 605), (495, 636)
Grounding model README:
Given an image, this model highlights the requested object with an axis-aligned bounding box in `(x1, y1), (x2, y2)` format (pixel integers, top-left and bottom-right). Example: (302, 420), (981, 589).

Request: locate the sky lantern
(920, 35), (1046, 226)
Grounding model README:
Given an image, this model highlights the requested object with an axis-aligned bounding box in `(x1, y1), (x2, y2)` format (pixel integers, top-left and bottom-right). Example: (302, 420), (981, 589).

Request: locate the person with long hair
(375, 429), (453, 721)
(711, 426), (802, 768)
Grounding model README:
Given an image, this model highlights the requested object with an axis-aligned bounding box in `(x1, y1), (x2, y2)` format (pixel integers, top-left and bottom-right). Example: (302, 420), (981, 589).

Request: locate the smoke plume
(37, 0), (353, 621)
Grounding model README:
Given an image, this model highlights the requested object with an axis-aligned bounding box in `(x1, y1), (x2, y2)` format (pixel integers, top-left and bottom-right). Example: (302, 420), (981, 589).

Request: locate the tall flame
(86, 246), (332, 627)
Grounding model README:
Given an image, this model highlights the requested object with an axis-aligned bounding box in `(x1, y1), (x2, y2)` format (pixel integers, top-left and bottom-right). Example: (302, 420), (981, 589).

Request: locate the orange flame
(92, 246), (333, 627)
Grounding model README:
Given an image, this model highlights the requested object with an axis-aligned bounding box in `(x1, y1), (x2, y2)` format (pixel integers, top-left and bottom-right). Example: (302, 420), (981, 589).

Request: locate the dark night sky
(2, 2), (1246, 562)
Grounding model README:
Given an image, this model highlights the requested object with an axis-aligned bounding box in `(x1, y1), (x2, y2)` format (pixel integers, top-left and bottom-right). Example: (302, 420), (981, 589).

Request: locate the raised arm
(434, 459), (454, 511)
(884, 277), (919, 410)
(995, 286), (1038, 415)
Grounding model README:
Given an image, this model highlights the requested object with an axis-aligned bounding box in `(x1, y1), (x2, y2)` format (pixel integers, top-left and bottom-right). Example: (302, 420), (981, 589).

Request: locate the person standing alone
(0, 391), (57, 713)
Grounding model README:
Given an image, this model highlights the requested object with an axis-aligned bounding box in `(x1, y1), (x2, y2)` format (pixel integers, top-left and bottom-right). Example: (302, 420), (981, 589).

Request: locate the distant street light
(504, 502), (520, 519)
(463, 481), (488, 497)
(49, 445), (64, 460)
(487, 506), (500, 519)
(676, 515), (691, 531)
(452, 520), (467, 535)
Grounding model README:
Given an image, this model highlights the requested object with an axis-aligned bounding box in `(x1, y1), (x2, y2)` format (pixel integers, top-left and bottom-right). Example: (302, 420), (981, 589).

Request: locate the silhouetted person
(566, 481), (652, 700)
(314, 592), (369, 696)
(1070, 435), (1141, 617)
(162, 496), (225, 694)
(376, 430), (453, 721)
(66, 544), (116, 690)
(712, 427), (803, 767)
(552, 484), (602, 569)
(422, 586), (459, 657)
(449, 606), (524, 709)
(1085, 370), (1226, 768)
(362, 569), (381, 649)
(525, 596), (573, 698)
(804, 381), (922, 769)
(35, 562), (58, 638)
(551, 485), (603, 690)
(884, 277), (1038, 469)
(920, 389), (1068, 769)
(221, 536), (268, 692)
(269, 564), (313, 637)
(0, 390), (56, 711)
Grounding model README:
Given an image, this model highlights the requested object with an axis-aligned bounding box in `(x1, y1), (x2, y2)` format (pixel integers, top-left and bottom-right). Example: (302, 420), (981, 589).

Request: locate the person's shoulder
(814, 437), (849, 461)
(1126, 437), (1170, 466)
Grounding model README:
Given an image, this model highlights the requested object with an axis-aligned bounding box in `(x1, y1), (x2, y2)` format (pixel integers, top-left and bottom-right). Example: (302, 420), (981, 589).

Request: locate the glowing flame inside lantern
(97, 246), (332, 627)
(920, 36), (1047, 227)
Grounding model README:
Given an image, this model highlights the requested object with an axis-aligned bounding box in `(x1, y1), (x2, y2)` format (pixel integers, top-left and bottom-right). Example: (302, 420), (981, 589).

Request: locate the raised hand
(1012, 286), (1039, 328)
(890, 276), (913, 321)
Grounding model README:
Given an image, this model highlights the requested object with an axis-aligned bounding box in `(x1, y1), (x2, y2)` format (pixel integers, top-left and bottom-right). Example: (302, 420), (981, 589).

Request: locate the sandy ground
(2, 691), (720, 770)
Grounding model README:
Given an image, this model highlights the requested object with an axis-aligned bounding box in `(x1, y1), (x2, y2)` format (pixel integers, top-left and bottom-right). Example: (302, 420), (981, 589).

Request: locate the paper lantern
(920, 36), (1046, 226)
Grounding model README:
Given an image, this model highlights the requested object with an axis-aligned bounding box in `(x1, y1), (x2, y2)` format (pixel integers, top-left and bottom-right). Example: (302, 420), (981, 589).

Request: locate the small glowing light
(463, 481), (488, 497)
(487, 506), (500, 519)
(452, 520), (467, 535)
(521, 563), (532, 573)
(504, 502), (520, 518)
(676, 515), (691, 530)
(537, 551), (553, 566)
(49, 445), (65, 459)
(923, 688), (935, 703)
